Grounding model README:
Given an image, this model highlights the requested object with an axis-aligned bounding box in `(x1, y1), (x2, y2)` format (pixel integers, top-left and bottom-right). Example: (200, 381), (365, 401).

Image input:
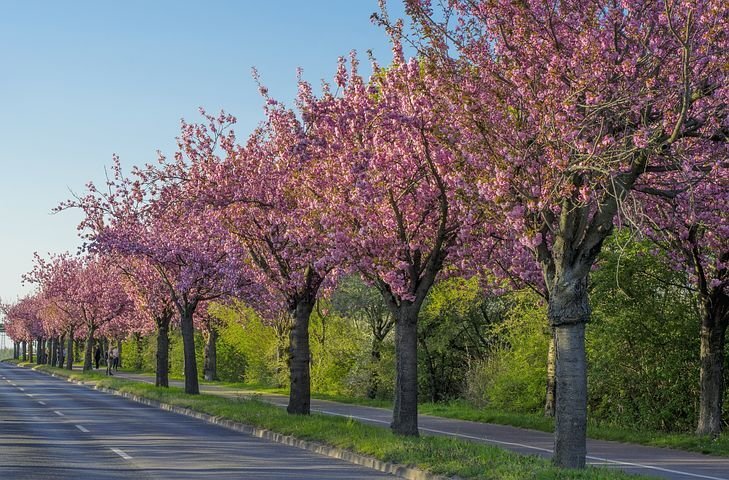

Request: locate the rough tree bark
(155, 315), (171, 388)
(545, 329), (557, 417)
(117, 340), (122, 369)
(66, 328), (74, 370)
(180, 308), (199, 394)
(21, 341), (26, 361)
(83, 327), (96, 372)
(367, 337), (383, 399)
(133, 332), (144, 371)
(391, 304), (420, 436)
(203, 326), (218, 381)
(56, 335), (65, 367)
(696, 293), (728, 436)
(287, 298), (315, 415)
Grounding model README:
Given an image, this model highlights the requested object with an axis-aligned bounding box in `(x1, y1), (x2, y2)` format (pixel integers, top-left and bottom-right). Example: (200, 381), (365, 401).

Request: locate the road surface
(0, 362), (397, 479)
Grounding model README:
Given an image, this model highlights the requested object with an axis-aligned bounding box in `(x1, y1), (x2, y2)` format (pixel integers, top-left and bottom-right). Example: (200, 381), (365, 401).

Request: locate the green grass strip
(160, 373), (729, 457)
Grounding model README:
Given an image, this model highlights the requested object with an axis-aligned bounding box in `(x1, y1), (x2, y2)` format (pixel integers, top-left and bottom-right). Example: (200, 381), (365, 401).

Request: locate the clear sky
(0, 0), (407, 337)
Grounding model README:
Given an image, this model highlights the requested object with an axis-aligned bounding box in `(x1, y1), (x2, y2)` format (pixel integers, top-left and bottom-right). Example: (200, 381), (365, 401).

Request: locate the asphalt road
(0, 362), (397, 479)
(109, 369), (729, 480)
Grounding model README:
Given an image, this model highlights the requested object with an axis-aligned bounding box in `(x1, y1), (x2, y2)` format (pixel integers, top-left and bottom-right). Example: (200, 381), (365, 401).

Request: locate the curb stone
(13, 363), (456, 480)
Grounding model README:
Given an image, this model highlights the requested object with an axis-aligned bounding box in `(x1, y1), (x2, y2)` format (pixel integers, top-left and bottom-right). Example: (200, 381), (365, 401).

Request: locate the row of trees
(2, 1), (727, 469)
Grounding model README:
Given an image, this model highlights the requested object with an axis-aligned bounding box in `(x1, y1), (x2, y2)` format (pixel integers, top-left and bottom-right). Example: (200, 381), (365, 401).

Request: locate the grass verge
(10, 361), (647, 480)
(150, 374), (729, 457)
(97, 364), (729, 457)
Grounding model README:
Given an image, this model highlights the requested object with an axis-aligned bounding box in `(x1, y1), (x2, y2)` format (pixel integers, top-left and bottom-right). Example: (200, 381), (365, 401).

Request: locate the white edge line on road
(37, 401), (46, 406)
(316, 409), (729, 480)
(75, 425), (89, 433)
(53, 410), (64, 417)
(110, 448), (132, 460)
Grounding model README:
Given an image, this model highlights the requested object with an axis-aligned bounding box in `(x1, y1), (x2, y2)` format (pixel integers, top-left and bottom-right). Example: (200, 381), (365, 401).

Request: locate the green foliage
(464, 290), (548, 413)
(212, 302), (282, 385)
(587, 235), (703, 432)
(309, 302), (370, 395)
(328, 275), (396, 399)
(418, 276), (500, 402)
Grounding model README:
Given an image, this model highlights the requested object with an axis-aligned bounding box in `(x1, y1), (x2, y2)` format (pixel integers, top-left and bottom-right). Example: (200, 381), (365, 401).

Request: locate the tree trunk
(134, 332), (143, 371)
(156, 317), (170, 388)
(420, 339), (439, 403)
(117, 340), (122, 369)
(101, 338), (108, 366)
(366, 338), (383, 399)
(28, 340), (33, 363)
(21, 341), (26, 361)
(56, 335), (64, 367)
(203, 327), (218, 381)
(13, 342), (18, 360)
(392, 305), (419, 436)
(36, 338), (43, 364)
(696, 298), (728, 436)
(180, 309), (199, 394)
(545, 328), (556, 417)
(83, 329), (95, 372)
(288, 298), (314, 415)
(66, 329), (74, 370)
(549, 276), (589, 469)
(74, 339), (81, 363)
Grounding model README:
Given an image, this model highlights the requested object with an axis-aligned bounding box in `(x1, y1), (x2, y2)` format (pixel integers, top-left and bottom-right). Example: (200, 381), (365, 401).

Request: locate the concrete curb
(13, 363), (454, 480)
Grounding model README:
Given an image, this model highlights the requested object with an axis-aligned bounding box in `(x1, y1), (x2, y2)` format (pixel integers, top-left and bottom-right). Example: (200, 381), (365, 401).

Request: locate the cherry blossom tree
(64, 154), (253, 394)
(181, 105), (336, 414)
(303, 52), (489, 435)
(636, 157), (728, 435)
(117, 257), (175, 387)
(2, 294), (44, 362)
(26, 253), (132, 372)
(396, 0), (729, 467)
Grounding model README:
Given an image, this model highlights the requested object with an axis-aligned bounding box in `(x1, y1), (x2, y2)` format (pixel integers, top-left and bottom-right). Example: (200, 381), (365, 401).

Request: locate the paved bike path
(95, 368), (729, 480)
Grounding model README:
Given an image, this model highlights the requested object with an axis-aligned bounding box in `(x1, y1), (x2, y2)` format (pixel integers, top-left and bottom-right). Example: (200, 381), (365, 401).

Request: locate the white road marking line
(18, 387), (24, 391)
(37, 401), (46, 406)
(53, 410), (64, 417)
(315, 409), (728, 480)
(75, 425), (89, 433)
(25, 393), (33, 397)
(110, 448), (132, 460)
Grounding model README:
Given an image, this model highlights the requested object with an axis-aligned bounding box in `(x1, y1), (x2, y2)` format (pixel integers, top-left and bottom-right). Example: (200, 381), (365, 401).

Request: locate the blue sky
(0, 0), (407, 331)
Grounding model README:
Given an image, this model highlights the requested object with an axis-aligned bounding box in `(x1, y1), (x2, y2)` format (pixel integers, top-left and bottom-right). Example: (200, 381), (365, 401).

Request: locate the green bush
(465, 290), (548, 413)
(587, 236), (702, 432)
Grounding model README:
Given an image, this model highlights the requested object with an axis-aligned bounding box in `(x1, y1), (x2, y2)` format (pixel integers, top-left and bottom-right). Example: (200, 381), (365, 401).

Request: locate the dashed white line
(75, 425), (89, 433)
(110, 448), (132, 460)
(18, 387), (24, 391)
(37, 401), (46, 406)
(53, 410), (64, 417)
